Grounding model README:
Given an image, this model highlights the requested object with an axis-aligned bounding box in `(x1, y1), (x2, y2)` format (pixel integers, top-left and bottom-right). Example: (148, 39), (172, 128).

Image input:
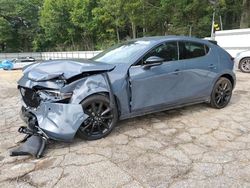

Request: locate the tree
(70, 0), (98, 50)
(240, 0), (250, 28)
(219, 0), (243, 30)
(0, 17), (12, 51)
(0, 0), (42, 52)
(160, 0), (212, 37)
(40, 0), (76, 51)
(92, 0), (125, 43)
(0, 0), (248, 52)
(124, 0), (143, 39)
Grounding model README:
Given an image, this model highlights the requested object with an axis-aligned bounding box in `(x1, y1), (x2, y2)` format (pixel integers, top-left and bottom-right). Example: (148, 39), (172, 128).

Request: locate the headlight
(38, 90), (72, 102)
(55, 79), (66, 87)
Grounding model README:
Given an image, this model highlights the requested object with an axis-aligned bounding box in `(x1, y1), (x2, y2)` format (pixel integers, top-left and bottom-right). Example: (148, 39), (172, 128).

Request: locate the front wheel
(239, 58), (250, 73)
(78, 94), (118, 140)
(210, 77), (233, 109)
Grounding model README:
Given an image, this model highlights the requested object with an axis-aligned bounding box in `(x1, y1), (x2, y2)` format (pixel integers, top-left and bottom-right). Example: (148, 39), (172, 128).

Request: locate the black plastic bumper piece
(12, 108), (49, 158)
(10, 135), (47, 158)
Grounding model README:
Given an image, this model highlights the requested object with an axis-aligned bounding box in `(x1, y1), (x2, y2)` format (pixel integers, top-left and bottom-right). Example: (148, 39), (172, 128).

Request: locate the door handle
(208, 64), (216, 69)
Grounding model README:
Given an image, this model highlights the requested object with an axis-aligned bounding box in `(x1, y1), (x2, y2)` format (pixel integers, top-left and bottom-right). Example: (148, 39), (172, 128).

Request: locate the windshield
(92, 40), (152, 64)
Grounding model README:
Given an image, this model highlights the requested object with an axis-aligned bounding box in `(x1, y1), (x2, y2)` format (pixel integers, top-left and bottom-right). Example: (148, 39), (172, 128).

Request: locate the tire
(77, 94), (118, 140)
(210, 77), (233, 109)
(239, 58), (250, 73)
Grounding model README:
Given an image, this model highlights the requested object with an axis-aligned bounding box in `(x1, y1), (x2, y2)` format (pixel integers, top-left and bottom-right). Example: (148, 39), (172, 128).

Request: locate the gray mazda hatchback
(13, 36), (235, 157)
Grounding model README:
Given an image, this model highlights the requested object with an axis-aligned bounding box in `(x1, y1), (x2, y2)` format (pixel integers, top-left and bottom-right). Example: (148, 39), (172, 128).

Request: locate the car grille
(19, 87), (40, 108)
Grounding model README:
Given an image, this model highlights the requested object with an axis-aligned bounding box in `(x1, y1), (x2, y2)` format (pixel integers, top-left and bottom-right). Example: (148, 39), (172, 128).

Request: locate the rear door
(178, 41), (218, 101)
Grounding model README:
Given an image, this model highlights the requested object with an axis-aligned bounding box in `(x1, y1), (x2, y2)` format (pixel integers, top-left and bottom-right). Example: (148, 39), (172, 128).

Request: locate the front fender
(69, 74), (111, 104)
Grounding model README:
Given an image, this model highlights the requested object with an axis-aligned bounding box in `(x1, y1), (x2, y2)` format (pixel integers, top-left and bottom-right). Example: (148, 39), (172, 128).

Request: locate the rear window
(179, 42), (209, 60)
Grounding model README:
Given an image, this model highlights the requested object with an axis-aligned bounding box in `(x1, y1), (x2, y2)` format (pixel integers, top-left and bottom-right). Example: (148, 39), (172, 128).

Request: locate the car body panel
(17, 36), (236, 141)
(13, 57), (36, 69)
(180, 46), (219, 102)
(24, 103), (88, 141)
(24, 59), (115, 81)
(129, 60), (185, 111)
(13, 61), (36, 69)
(68, 74), (112, 104)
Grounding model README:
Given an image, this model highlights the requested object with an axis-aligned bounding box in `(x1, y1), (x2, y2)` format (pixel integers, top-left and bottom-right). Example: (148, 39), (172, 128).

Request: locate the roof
(134, 35), (210, 45)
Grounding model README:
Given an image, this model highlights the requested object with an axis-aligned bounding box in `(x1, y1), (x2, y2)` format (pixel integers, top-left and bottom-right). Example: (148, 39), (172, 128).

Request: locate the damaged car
(11, 36), (236, 158)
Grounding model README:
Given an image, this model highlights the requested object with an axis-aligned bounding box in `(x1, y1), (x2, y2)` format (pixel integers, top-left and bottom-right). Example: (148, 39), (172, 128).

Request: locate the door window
(142, 42), (178, 64)
(179, 42), (208, 60)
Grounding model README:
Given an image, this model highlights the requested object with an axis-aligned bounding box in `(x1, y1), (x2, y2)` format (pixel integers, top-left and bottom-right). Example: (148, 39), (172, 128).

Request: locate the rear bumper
(20, 102), (88, 141)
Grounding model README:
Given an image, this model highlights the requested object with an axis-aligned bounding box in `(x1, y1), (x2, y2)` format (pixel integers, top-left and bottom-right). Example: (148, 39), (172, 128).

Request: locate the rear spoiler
(207, 40), (218, 45)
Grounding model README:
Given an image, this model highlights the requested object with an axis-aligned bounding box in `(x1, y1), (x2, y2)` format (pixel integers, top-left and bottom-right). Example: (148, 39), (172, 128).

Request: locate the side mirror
(143, 56), (164, 69)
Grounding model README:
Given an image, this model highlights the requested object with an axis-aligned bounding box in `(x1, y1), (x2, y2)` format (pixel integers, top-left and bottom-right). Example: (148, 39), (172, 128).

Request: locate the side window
(179, 42), (207, 60)
(142, 42), (178, 64)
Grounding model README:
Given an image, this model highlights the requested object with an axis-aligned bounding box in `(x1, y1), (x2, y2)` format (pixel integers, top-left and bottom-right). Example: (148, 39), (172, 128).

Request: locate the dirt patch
(0, 70), (22, 83)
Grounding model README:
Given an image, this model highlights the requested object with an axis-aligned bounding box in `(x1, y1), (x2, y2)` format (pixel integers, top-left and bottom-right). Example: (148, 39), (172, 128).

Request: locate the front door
(129, 41), (185, 112)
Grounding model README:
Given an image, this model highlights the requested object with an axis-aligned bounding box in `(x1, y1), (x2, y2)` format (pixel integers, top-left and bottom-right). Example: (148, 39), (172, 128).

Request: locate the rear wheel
(239, 58), (250, 73)
(210, 77), (232, 109)
(78, 94), (118, 140)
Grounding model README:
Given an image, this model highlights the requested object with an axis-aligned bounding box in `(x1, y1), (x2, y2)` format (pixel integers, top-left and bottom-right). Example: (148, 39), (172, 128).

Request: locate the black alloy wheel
(78, 94), (118, 140)
(239, 58), (250, 73)
(210, 77), (233, 109)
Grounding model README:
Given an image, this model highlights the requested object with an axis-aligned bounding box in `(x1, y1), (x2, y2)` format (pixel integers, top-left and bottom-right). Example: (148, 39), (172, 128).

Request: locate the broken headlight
(38, 90), (72, 102)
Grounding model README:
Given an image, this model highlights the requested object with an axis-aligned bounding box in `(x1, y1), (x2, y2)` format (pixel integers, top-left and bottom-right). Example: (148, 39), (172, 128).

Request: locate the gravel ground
(0, 69), (250, 188)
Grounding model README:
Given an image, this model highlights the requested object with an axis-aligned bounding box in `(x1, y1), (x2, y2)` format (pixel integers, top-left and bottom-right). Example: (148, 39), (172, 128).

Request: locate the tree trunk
(143, 27), (146, 36)
(131, 21), (136, 39)
(240, 0), (250, 28)
(71, 37), (75, 50)
(0, 43), (4, 52)
(142, 1), (146, 36)
(116, 26), (120, 43)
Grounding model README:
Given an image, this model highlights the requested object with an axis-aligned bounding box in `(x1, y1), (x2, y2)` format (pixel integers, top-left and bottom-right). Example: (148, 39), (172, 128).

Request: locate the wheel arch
(209, 72), (236, 98)
(77, 92), (119, 140)
(79, 91), (121, 117)
(220, 73), (235, 88)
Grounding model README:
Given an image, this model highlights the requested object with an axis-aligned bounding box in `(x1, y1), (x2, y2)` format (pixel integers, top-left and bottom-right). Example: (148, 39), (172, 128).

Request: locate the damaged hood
(23, 59), (115, 81)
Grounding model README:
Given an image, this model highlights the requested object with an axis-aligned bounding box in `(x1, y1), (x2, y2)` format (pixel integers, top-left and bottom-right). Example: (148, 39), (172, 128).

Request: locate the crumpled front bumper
(10, 102), (88, 158)
(12, 72), (112, 158)
(21, 102), (89, 141)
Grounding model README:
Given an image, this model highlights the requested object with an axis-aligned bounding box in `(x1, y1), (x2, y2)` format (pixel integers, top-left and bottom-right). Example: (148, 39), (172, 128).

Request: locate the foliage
(0, 0), (248, 52)
(0, 0), (42, 52)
